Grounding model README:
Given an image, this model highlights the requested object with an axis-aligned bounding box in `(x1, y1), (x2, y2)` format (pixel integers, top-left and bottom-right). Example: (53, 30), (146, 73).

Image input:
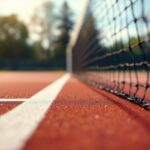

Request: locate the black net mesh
(71, 0), (150, 108)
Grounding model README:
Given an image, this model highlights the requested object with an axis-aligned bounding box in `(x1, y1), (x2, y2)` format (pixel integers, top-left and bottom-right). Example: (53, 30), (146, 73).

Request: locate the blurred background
(0, 0), (84, 70)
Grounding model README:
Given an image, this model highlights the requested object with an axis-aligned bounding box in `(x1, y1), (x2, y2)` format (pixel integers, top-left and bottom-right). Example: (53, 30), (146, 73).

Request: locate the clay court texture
(0, 71), (150, 150)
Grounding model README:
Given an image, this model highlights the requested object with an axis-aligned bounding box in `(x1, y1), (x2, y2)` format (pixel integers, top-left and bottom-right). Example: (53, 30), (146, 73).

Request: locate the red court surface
(0, 102), (22, 115)
(24, 77), (150, 150)
(0, 71), (64, 98)
(0, 71), (64, 115)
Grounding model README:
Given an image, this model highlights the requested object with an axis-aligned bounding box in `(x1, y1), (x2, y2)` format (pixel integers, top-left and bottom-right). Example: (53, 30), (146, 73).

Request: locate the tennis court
(0, 0), (150, 150)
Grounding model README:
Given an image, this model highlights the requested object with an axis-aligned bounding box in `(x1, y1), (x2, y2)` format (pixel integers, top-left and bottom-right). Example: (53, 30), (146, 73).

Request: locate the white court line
(0, 73), (71, 150)
(0, 99), (26, 102)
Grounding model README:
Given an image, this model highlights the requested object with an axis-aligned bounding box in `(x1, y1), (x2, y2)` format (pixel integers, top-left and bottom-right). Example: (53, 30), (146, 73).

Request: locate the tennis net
(67, 0), (150, 108)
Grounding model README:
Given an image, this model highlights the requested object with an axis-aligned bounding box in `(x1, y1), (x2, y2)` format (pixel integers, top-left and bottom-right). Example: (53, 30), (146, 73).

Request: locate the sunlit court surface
(0, 0), (150, 150)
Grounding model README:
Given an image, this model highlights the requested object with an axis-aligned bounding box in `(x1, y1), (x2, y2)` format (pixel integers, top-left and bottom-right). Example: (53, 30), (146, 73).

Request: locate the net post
(66, 0), (90, 73)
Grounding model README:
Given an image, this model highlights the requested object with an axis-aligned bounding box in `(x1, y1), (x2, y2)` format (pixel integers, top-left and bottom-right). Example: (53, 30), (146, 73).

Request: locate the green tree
(0, 15), (29, 69)
(32, 41), (48, 62)
(53, 1), (74, 68)
(30, 1), (54, 57)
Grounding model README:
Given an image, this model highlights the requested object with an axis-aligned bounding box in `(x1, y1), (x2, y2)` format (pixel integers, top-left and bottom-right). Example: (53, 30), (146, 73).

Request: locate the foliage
(0, 15), (28, 56)
(30, 1), (54, 50)
(0, 15), (30, 69)
(0, 2), (75, 70)
(32, 41), (48, 61)
(53, 2), (74, 68)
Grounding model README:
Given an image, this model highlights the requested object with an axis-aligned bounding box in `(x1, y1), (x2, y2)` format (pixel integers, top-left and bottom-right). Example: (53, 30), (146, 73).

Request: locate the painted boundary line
(0, 99), (26, 102)
(0, 73), (71, 150)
